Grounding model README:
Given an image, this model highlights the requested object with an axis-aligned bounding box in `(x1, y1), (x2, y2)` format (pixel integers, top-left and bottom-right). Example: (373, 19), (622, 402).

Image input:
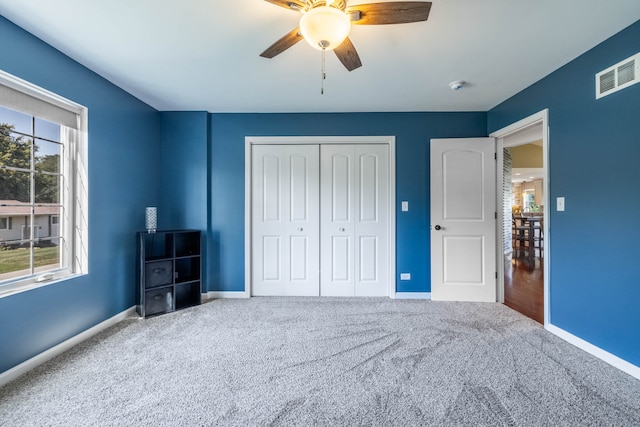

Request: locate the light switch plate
(557, 197), (565, 211)
(400, 273), (411, 280)
(401, 201), (409, 212)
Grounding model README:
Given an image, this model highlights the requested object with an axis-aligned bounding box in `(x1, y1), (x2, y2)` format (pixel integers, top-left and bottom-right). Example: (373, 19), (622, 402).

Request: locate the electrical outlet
(400, 273), (411, 281)
(401, 201), (409, 212)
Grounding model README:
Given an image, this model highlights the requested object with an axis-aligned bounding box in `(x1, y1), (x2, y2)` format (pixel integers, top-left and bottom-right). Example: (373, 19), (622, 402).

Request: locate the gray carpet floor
(1, 298), (639, 426)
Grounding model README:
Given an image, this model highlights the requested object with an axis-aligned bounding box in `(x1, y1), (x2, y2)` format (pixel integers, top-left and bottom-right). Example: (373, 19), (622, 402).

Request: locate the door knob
(434, 225), (442, 230)
(339, 228), (345, 232)
(297, 227), (303, 231)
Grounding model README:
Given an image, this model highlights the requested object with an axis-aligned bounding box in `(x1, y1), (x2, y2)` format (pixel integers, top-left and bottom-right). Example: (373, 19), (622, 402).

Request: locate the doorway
(491, 110), (549, 325)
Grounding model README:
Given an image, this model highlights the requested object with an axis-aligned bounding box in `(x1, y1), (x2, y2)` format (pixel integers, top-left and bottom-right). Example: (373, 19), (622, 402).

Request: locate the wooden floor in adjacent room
(504, 254), (544, 324)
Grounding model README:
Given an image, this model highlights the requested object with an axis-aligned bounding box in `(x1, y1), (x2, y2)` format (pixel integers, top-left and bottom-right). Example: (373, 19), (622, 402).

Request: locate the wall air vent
(596, 53), (640, 99)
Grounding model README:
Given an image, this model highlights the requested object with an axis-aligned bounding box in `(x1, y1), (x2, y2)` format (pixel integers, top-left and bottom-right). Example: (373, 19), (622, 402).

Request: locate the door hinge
(496, 272), (498, 279)
(495, 211), (497, 219)
(494, 152), (497, 160)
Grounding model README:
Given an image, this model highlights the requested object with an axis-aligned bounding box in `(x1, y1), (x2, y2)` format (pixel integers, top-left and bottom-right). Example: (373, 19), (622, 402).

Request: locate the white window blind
(0, 71), (82, 129)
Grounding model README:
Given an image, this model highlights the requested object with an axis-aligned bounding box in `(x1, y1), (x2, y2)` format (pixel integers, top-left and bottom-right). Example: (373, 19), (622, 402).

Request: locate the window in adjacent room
(523, 190), (535, 212)
(0, 70), (88, 296)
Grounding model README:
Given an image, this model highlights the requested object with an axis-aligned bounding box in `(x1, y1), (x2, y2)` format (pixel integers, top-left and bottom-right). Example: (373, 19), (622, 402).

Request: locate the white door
(321, 144), (389, 296)
(251, 144), (320, 296)
(430, 138), (496, 302)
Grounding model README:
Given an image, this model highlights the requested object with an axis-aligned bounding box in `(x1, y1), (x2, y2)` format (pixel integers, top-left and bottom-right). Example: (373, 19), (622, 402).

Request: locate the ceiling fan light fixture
(300, 6), (351, 51)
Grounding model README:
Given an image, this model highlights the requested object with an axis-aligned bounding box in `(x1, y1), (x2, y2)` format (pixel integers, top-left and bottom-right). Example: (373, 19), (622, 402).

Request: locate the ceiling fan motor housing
(307, 0), (347, 11)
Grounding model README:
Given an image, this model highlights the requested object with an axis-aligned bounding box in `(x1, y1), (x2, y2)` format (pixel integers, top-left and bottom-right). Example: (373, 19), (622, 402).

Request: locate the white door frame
(245, 136), (397, 298)
(490, 109), (549, 326)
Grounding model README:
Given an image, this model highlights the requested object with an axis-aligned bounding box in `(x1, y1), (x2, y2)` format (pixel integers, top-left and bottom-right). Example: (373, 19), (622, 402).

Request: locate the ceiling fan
(260, 0), (433, 72)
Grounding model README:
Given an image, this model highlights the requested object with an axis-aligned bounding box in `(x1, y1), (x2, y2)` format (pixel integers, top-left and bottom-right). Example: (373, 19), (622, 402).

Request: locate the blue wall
(159, 111), (209, 285)
(159, 111), (209, 230)
(488, 20), (640, 366)
(0, 16), (160, 373)
(208, 112), (487, 293)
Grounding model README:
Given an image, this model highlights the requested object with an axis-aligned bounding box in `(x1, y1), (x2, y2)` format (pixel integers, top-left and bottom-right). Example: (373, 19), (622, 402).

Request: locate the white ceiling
(1, 0), (639, 113)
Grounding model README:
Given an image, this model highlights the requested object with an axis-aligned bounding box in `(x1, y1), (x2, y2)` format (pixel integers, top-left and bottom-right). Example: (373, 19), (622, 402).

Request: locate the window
(522, 190), (539, 212)
(0, 217), (10, 230)
(0, 70), (88, 295)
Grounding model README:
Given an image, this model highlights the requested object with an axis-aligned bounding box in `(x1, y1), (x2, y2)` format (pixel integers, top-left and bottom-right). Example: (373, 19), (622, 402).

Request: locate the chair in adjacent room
(512, 214), (531, 259)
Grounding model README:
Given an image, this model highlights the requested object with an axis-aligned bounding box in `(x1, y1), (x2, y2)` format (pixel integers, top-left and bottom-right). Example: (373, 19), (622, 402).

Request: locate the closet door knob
(297, 227), (303, 231)
(339, 228), (345, 232)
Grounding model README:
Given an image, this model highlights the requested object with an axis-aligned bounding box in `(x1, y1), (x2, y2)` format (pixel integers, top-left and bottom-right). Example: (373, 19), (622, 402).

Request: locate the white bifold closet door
(251, 143), (388, 297)
(320, 144), (389, 297)
(251, 145), (320, 296)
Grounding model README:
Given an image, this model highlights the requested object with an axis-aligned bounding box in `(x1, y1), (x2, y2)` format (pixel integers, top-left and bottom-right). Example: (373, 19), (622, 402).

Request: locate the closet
(251, 142), (390, 297)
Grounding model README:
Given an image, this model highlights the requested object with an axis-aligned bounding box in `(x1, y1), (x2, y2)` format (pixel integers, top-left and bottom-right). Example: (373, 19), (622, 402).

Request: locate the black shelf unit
(137, 230), (201, 318)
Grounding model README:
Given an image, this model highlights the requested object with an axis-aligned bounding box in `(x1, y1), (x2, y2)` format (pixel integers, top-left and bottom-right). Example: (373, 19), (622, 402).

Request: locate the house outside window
(0, 70), (88, 295)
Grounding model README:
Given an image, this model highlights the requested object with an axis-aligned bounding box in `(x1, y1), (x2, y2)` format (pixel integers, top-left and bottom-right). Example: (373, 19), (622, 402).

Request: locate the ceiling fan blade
(260, 28), (304, 58)
(334, 37), (362, 72)
(347, 1), (432, 25)
(264, 0), (306, 12)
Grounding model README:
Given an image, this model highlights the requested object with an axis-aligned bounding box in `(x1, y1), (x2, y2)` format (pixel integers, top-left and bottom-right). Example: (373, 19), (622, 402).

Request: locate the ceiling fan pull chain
(321, 48), (326, 95)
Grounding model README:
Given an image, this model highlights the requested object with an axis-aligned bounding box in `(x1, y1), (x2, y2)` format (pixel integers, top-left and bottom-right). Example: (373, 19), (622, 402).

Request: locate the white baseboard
(0, 306), (136, 387)
(204, 291), (249, 300)
(546, 323), (640, 380)
(395, 292), (431, 300)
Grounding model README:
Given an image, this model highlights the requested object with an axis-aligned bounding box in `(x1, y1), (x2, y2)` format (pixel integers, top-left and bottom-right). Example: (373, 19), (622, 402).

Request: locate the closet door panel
(354, 145), (389, 296)
(321, 145), (355, 296)
(321, 144), (389, 297)
(252, 144), (319, 296)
